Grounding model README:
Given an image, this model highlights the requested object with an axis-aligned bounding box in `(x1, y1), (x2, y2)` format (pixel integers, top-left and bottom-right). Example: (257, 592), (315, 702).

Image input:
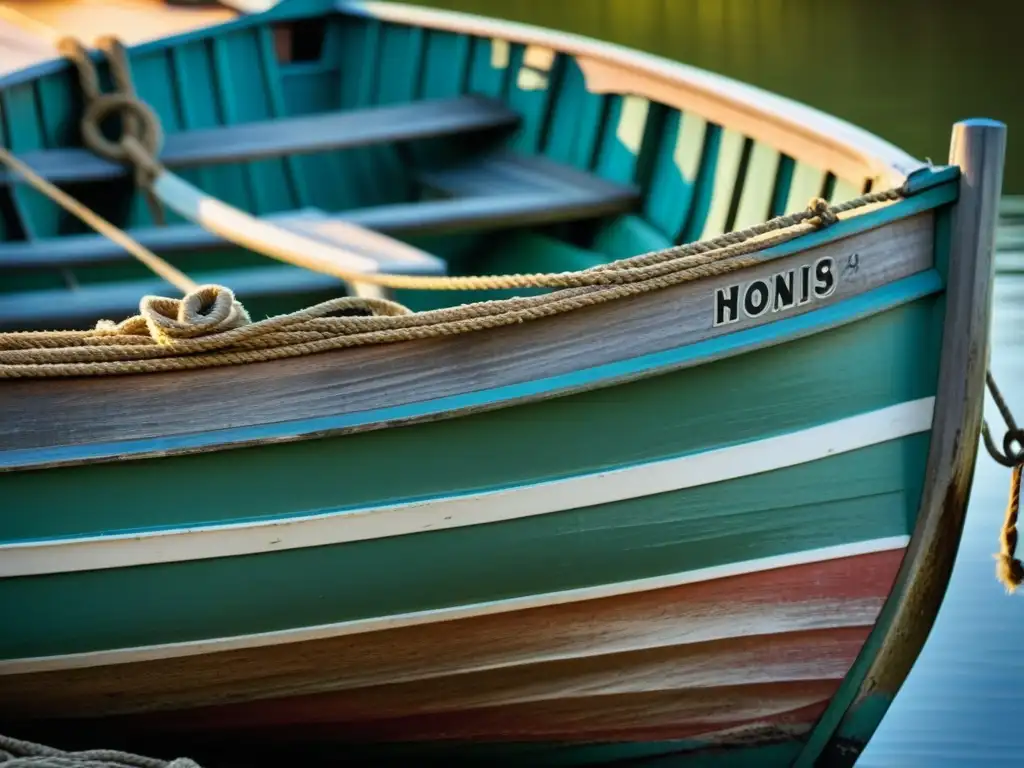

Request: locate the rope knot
(139, 285), (251, 346)
(59, 34), (167, 223)
(806, 197), (839, 228)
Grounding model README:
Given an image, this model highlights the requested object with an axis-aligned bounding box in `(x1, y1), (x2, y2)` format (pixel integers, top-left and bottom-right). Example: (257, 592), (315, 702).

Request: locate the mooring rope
(0, 147), (196, 294)
(983, 371), (1024, 592)
(0, 733), (201, 768)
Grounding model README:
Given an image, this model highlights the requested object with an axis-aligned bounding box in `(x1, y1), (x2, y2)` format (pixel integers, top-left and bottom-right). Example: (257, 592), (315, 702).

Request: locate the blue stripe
(0, 269), (945, 470)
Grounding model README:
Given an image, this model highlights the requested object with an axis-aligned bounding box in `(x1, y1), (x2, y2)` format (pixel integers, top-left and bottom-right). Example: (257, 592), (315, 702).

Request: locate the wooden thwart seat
(0, 264), (339, 331)
(0, 95), (520, 185)
(0, 151), (640, 270)
(0, 220), (447, 330)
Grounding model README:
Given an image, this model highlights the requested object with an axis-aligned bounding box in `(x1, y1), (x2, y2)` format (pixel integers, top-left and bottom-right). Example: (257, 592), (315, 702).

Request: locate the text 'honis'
(713, 256), (837, 327)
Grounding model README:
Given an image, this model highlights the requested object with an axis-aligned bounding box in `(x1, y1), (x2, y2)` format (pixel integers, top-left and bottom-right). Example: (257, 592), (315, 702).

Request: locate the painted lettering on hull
(713, 256), (839, 327)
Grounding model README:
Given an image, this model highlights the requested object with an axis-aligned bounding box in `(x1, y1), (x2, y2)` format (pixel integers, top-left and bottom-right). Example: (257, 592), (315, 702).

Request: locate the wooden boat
(0, 1), (1008, 766)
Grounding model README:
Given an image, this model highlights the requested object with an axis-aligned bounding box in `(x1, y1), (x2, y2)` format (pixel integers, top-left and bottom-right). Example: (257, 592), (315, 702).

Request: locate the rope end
(995, 464), (1023, 594)
(995, 553), (1024, 594)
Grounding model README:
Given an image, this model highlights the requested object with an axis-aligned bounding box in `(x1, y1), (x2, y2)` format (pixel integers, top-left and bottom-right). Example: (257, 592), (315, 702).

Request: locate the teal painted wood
(679, 122), (723, 244)
(591, 214), (673, 258)
(218, 30), (296, 216)
(643, 110), (703, 242)
(333, 16), (384, 211)
(278, 24), (345, 207)
(367, 22), (423, 199)
(0, 297), (942, 543)
(593, 95), (644, 185)
(0, 6), (991, 765)
(0, 432), (923, 660)
(32, 70), (82, 238)
(171, 41), (239, 214)
(0, 5), (928, 304)
(541, 56), (605, 171)
(120, 50), (184, 228)
(467, 35), (510, 102)
(256, 26), (312, 210)
(770, 154), (797, 217)
(420, 30), (472, 99)
(1, 83), (55, 240)
(503, 44), (556, 154)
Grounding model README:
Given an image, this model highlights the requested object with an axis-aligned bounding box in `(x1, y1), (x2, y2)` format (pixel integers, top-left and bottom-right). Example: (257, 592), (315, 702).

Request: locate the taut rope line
(0, 147), (196, 294)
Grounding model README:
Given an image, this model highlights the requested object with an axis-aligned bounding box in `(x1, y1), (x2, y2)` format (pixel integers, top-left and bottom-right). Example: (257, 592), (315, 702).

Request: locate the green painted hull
(0, 1), (1006, 766)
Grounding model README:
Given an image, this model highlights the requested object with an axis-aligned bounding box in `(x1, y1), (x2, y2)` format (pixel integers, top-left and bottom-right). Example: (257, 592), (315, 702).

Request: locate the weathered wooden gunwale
(0, 204), (940, 468)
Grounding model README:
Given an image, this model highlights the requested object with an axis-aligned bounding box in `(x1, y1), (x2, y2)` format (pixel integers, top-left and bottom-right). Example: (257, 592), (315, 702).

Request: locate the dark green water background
(407, 2), (1024, 764)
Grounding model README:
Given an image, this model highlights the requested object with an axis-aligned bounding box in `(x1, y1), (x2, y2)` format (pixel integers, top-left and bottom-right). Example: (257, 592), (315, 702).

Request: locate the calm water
(408, 1), (1024, 763)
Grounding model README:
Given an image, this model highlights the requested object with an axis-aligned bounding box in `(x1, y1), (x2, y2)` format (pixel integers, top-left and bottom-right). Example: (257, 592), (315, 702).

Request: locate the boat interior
(0, 1), (914, 332)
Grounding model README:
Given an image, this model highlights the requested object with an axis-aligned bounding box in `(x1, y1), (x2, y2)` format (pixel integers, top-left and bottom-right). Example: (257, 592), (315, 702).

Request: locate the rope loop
(58, 34), (168, 223)
(141, 285), (251, 344)
(79, 92), (164, 166)
(983, 371), (1024, 468)
(93, 285), (250, 346)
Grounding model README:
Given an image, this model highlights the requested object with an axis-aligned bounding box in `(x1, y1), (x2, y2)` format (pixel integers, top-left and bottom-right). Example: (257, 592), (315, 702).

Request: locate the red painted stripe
(5, 548), (904, 740)
(92, 549), (905, 744)
(162, 627), (867, 731)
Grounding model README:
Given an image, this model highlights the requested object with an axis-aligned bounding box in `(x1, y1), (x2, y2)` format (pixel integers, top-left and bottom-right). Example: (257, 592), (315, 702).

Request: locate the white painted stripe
(0, 398), (933, 578)
(0, 534), (909, 675)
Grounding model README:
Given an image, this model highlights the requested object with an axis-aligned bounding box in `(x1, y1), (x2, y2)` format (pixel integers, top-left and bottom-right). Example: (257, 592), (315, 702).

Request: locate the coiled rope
(0, 733), (201, 768)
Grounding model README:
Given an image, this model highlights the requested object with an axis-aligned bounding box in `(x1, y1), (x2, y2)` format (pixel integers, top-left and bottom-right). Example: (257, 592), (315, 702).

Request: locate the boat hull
(0, 1), (1006, 765)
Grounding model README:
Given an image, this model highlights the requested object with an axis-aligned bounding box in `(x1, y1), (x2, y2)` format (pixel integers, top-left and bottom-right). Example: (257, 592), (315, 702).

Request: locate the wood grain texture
(0, 151), (639, 270)
(0, 95), (522, 185)
(139, 680), (842, 743)
(0, 211), (934, 460)
(0, 548), (904, 724)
